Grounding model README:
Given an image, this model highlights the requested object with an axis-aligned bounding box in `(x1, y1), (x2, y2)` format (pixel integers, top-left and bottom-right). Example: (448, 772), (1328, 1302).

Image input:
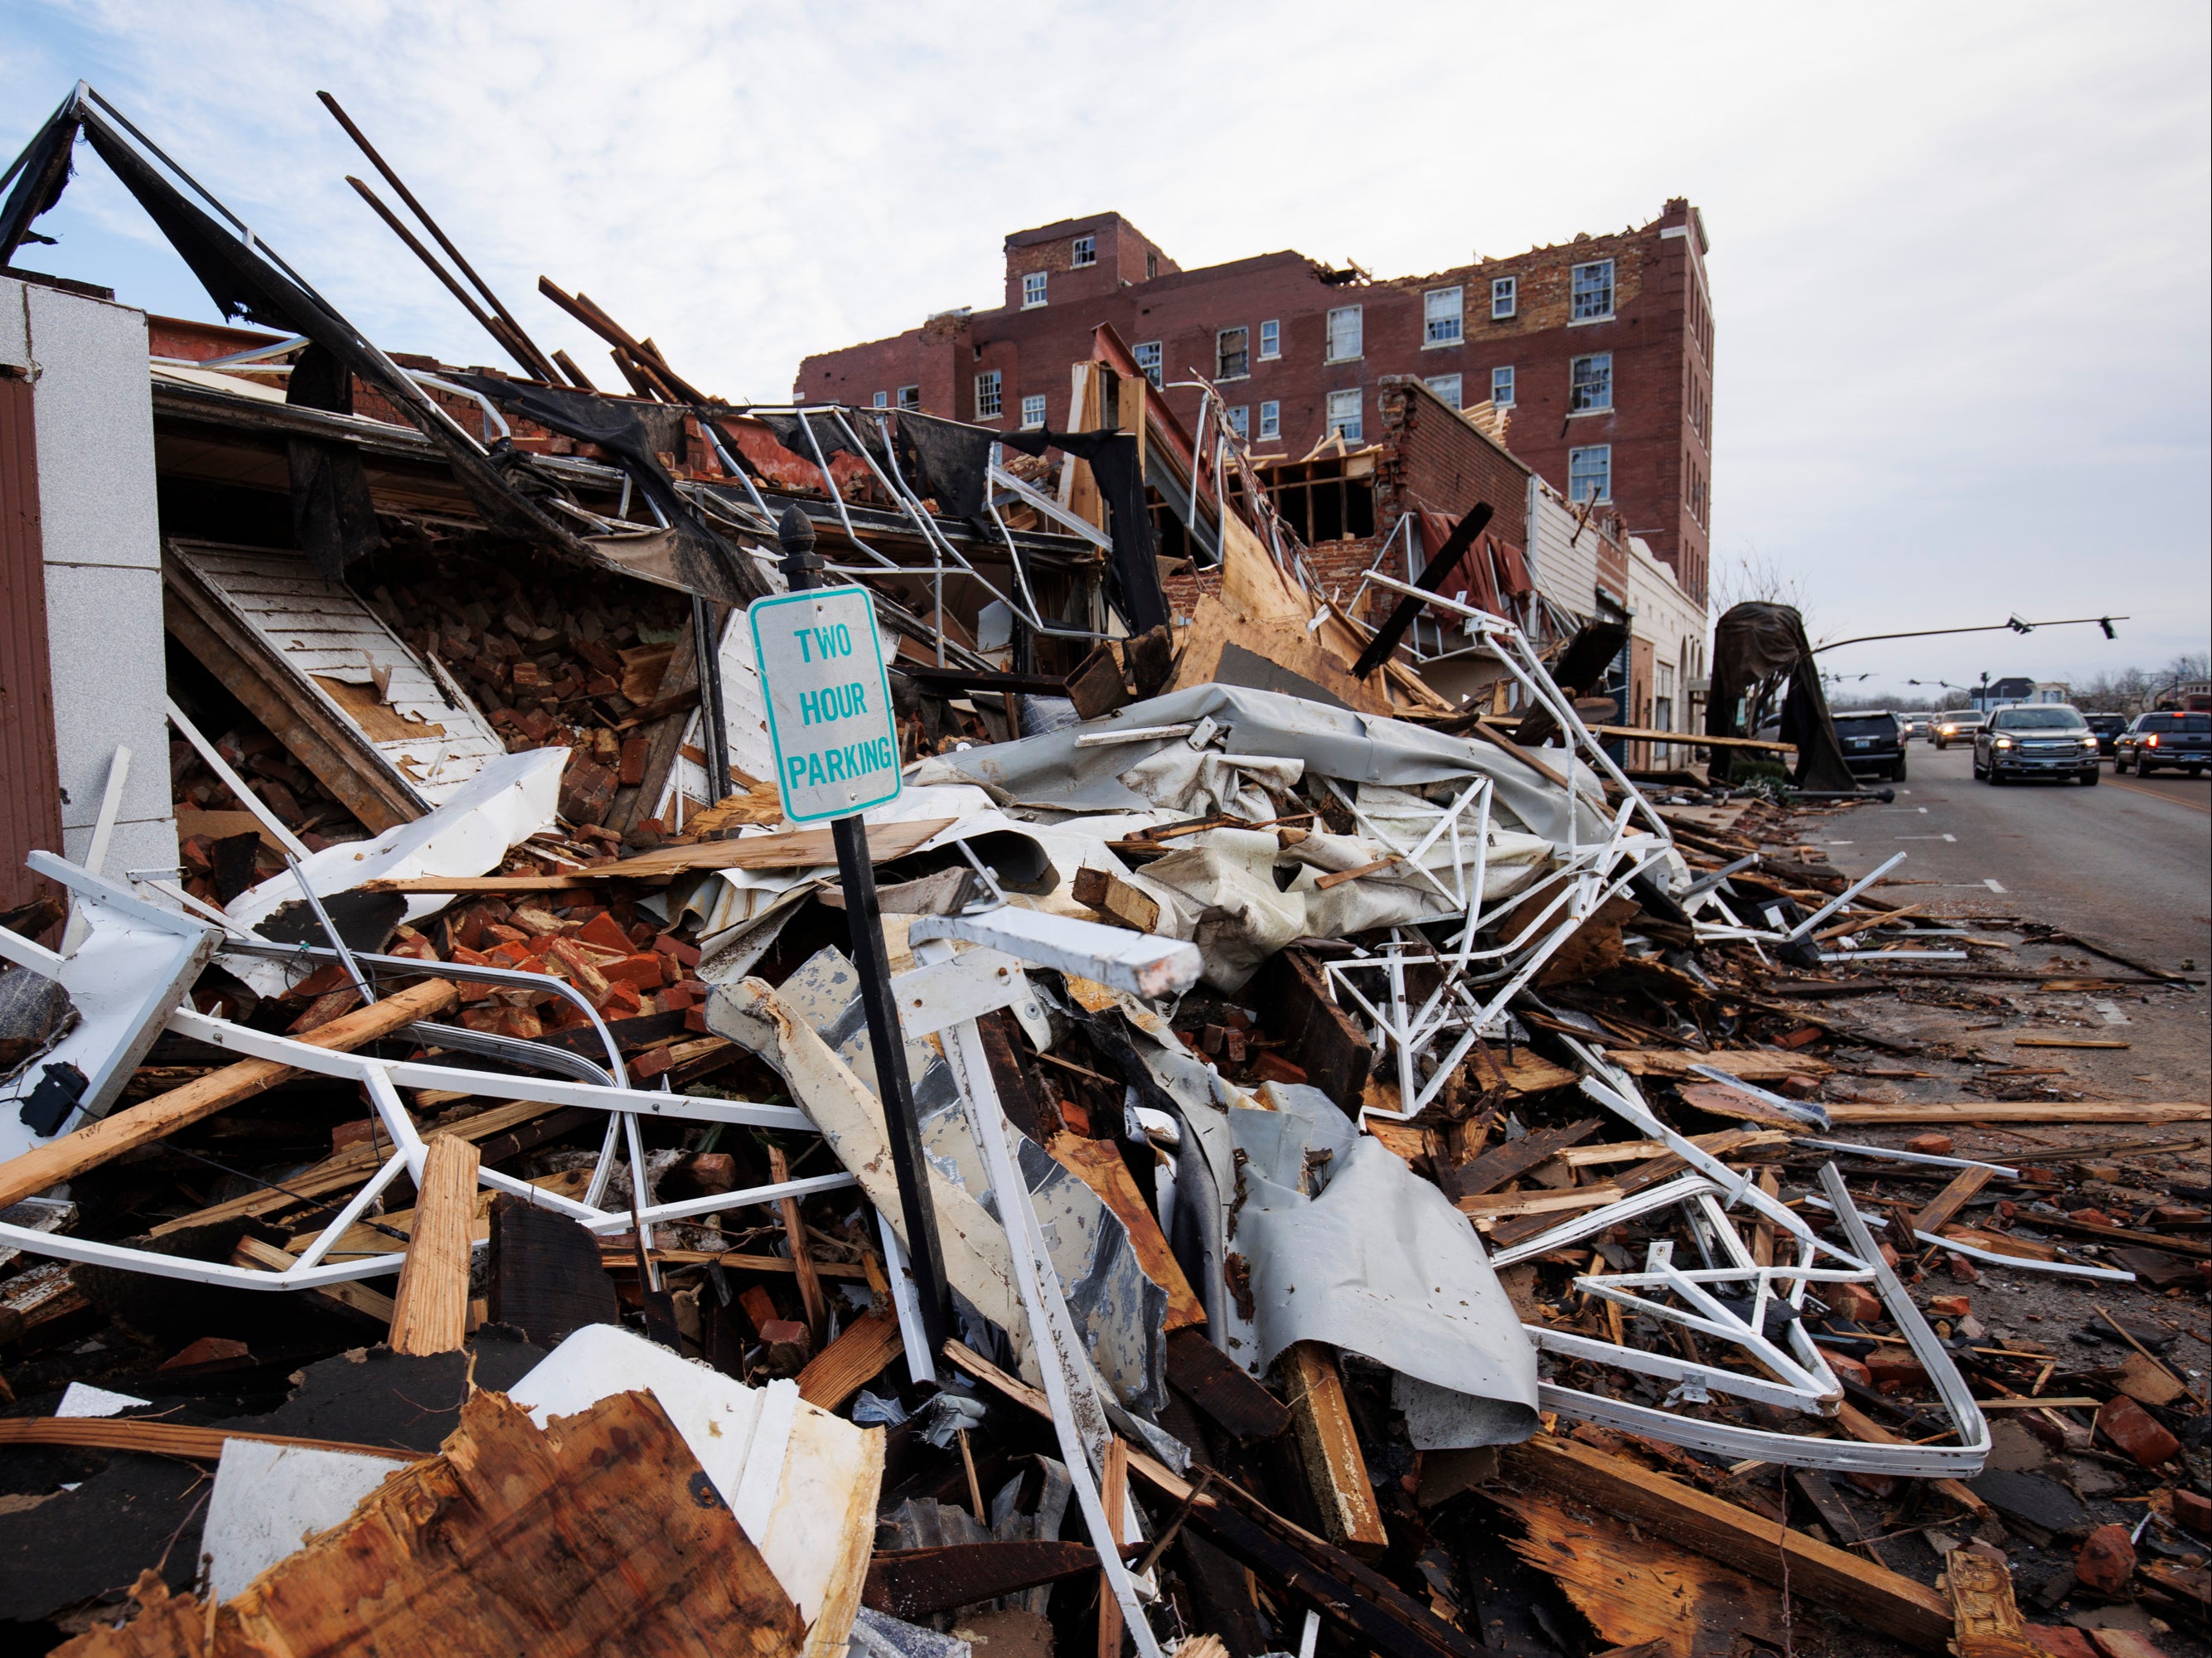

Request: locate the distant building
(1974, 676), (2066, 711)
(796, 200), (1716, 604)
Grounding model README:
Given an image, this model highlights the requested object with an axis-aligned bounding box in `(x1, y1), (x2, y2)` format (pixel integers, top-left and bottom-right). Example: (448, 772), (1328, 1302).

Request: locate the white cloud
(4, 0), (2205, 692)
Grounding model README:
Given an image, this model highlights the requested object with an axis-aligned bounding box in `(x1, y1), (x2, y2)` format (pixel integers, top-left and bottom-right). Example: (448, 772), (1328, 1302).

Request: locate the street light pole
(775, 506), (954, 1359)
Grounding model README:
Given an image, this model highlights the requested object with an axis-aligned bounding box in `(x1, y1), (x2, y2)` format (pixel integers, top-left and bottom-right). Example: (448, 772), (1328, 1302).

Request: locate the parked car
(1932, 710), (1986, 749)
(2113, 711), (2212, 776)
(1899, 715), (1933, 742)
(1972, 705), (2099, 786)
(1832, 711), (1907, 781)
(2082, 713), (2129, 757)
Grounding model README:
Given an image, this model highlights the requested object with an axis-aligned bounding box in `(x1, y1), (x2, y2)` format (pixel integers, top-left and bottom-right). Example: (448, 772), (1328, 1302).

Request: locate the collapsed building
(0, 83), (2203, 1658)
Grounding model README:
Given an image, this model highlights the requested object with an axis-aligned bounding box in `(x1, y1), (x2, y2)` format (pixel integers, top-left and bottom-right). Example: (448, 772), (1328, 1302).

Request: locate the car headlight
(2079, 738), (2098, 750)
(1994, 738), (2014, 749)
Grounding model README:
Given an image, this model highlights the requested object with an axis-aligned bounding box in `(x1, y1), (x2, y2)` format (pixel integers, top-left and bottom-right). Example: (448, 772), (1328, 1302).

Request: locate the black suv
(1973, 705), (2099, 786)
(2083, 713), (2129, 757)
(1832, 711), (1907, 781)
(2113, 711), (2211, 776)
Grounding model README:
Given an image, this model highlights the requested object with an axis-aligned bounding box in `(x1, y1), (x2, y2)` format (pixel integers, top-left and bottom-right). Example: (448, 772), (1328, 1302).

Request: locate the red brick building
(795, 199), (1715, 603)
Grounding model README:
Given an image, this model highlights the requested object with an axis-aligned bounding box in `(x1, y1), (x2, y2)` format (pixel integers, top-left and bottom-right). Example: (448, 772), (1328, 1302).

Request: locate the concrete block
(41, 560), (172, 834)
(27, 282), (158, 573)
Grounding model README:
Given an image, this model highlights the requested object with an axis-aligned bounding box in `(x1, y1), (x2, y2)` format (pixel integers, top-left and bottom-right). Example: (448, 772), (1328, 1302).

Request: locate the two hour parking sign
(748, 586), (903, 824)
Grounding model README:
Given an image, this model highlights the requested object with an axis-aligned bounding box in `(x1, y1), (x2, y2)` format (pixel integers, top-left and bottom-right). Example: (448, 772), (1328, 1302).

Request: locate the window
(1072, 235), (1096, 268)
(1217, 326), (1249, 381)
(1020, 393), (1048, 429)
(1570, 352), (1614, 413)
(1325, 388), (1363, 442)
(870, 390), (887, 408)
(1021, 271), (1048, 308)
(1491, 276), (1517, 319)
(1491, 365), (1516, 406)
(1571, 259), (1614, 322)
(1226, 405), (1250, 439)
(1259, 400), (1280, 441)
(1568, 444), (1611, 502)
(1133, 341), (1163, 389)
(1259, 319), (1280, 360)
(1324, 304), (1363, 362)
(975, 370), (1002, 419)
(1424, 286), (1464, 346)
(896, 385), (920, 410)
(1145, 251), (1158, 280)
(1425, 373), (1463, 408)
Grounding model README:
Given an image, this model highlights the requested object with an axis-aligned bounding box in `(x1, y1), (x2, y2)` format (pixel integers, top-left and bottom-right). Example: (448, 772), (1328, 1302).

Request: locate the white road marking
(1984, 879), (2007, 894)
(2093, 1000), (2132, 1026)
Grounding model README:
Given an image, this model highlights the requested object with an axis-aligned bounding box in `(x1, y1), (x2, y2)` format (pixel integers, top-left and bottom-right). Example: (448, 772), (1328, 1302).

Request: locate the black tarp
(1706, 602), (1856, 790)
(453, 373), (765, 607)
(284, 343), (381, 579)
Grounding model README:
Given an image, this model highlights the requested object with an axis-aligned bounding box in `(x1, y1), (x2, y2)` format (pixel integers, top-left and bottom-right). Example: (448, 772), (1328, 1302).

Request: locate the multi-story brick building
(795, 199), (1715, 603)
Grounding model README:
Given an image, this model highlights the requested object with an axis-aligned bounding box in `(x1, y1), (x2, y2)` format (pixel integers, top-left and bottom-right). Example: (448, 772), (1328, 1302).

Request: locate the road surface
(1807, 741), (2210, 974)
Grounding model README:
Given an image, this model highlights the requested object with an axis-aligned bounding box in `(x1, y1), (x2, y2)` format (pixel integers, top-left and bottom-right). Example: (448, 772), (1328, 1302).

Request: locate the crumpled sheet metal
(710, 955), (1169, 1416)
(1227, 1083), (1538, 1449)
(912, 682), (1615, 849)
(222, 747), (566, 996)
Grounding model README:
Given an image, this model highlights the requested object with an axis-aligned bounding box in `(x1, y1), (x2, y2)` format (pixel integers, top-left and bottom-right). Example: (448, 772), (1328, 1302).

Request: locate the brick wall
(795, 200), (1713, 603)
(1372, 378), (1531, 554)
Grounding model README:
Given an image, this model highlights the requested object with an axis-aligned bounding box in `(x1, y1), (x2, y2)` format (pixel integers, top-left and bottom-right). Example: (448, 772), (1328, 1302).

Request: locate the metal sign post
(758, 507), (952, 1359)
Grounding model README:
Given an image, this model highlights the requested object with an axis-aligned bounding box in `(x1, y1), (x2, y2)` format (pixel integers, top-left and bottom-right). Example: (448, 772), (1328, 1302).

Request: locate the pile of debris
(0, 80), (2203, 1658)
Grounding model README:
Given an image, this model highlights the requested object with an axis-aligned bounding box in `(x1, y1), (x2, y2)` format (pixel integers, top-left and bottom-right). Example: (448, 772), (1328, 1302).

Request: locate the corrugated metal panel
(170, 545), (508, 807)
(0, 375), (66, 918)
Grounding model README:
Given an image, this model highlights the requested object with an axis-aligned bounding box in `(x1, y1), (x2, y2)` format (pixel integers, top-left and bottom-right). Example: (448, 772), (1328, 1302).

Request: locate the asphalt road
(1808, 741), (2212, 973)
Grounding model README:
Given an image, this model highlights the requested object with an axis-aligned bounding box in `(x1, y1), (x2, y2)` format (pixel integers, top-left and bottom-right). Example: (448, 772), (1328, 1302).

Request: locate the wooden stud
(1280, 1340), (1388, 1558)
(768, 1145), (829, 1343)
(231, 1234), (395, 1324)
(1096, 1437), (1129, 1658)
(796, 1309), (906, 1408)
(390, 1134), (482, 1355)
(0, 977), (457, 1212)
(1909, 1164), (1994, 1236)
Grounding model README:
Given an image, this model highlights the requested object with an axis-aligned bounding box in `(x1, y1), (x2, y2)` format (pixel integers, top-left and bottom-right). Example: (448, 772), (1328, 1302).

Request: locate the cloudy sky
(6, 1), (2206, 697)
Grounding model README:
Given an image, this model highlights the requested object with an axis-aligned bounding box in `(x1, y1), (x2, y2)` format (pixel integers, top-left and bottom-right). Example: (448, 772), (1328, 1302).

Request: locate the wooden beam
(1498, 1433), (1953, 1651)
(231, 1234), (395, 1324)
(1826, 1102), (2208, 1125)
(365, 816), (955, 886)
(389, 1134), (481, 1355)
(1447, 1117), (1600, 1199)
(0, 1416), (419, 1462)
(1835, 1403), (1989, 1518)
(1942, 1547), (2043, 1658)
(1048, 1133), (1204, 1332)
(0, 977), (457, 1211)
(1910, 1164), (1995, 1235)
(769, 1144), (829, 1343)
(864, 1543), (1100, 1622)
(1280, 1341), (1387, 1559)
(796, 1309), (904, 1409)
(1097, 1437), (1128, 1658)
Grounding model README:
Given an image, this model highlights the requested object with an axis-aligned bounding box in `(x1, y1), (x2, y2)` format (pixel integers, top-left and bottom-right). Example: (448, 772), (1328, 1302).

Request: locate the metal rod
(778, 507), (952, 1354)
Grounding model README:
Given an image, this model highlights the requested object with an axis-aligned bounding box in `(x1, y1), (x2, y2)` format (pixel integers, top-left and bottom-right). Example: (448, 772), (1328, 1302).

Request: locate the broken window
(1570, 353), (1613, 413)
(1491, 275), (1517, 318)
(1133, 341), (1163, 389)
(1325, 388), (1362, 442)
(1217, 326), (1249, 381)
(1259, 400), (1280, 440)
(1325, 305), (1363, 362)
(1021, 271), (1048, 308)
(1226, 405), (1250, 439)
(1492, 365), (1516, 406)
(1425, 373), (1462, 408)
(1072, 234), (1096, 268)
(1571, 259), (1614, 322)
(1020, 393), (1047, 429)
(897, 385), (921, 410)
(975, 370), (1002, 419)
(1259, 318), (1280, 360)
(1569, 443), (1611, 502)
(1424, 287), (1463, 346)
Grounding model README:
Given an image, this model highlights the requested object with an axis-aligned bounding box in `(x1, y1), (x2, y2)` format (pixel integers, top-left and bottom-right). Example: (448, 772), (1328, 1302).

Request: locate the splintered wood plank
(230, 1236), (394, 1324)
(0, 979), (457, 1212)
(1942, 1547), (2042, 1658)
(1491, 1488), (1788, 1658)
(1446, 1117), (1600, 1199)
(1610, 1050), (1830, 1080)
(1096, 1437), (1128, 1658)
(1910, 1164), (1995, 1235)
(863, 1543), (1099, 1622)
(1499, 1433), (1953, 1651)
(768, 1146), (829, 1342)
(365, 817), (955, 887)
(51, 1389), (806, 1657)
(796, 1310), (905, 1409)
(1047, 1133), (1205, 1332)
(1280, 1341), (1387, 1559)
(1825, 1102), (2208, 1125)
(389, 1135), (480, 1356)
(0, 1417), (418, 1464)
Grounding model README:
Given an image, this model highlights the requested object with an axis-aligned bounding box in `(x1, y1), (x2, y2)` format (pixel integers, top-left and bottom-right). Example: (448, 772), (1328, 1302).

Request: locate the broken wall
(0, 274), (177, 890)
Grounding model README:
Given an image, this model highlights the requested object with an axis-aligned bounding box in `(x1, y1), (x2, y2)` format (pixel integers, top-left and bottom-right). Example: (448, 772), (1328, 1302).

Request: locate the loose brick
(1904, 1133), (1953, 1156)
(2096, 1395), (2180, 1468)
(2071, 1523), (2135, 1594)
(1823, 1282), (1884, 1323)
